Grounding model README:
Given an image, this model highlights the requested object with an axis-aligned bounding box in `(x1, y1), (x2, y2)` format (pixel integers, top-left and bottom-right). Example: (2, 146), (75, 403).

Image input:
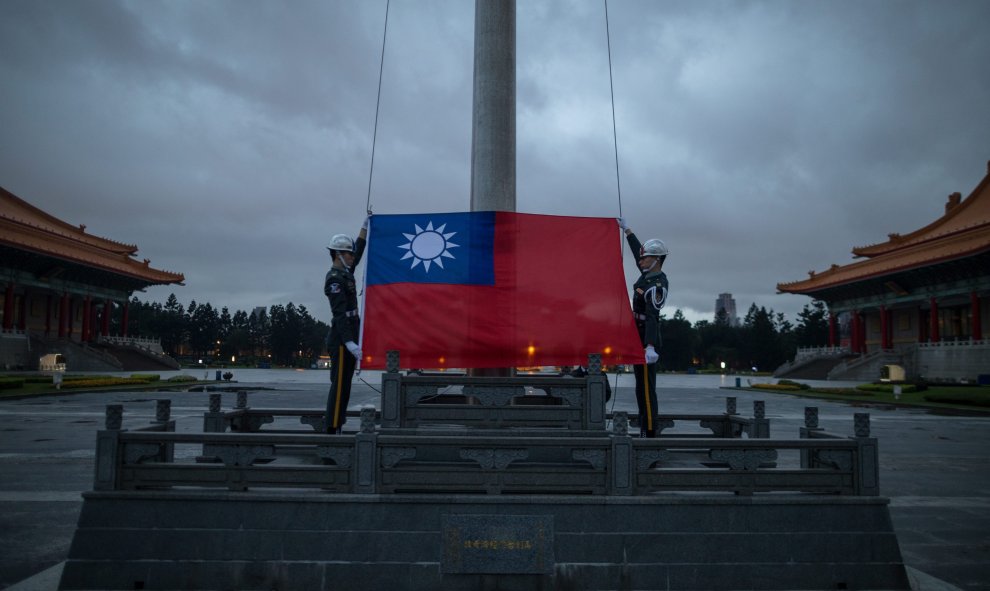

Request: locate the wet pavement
(0, 373), (987, 590)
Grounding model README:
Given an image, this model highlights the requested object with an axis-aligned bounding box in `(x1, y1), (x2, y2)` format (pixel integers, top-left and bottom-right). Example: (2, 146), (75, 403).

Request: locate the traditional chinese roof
(778, 161), (990, 297)
(0, 185), (185, 287)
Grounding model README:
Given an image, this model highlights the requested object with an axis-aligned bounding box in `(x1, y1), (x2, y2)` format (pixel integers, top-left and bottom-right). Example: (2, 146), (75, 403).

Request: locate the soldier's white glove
(645, 345), (659, 365)
(617, 217), (628, 231)
(361, 216), (371, 231)
(345, 341), (362, 359)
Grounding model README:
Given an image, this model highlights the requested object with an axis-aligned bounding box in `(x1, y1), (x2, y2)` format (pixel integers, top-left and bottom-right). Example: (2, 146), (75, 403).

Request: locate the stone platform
(55, 356), (911, 590)
(61, 491), (907, 591)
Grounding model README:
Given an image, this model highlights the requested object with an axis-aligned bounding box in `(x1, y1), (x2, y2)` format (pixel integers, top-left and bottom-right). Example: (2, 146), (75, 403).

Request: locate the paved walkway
(0, 377), (986, 590)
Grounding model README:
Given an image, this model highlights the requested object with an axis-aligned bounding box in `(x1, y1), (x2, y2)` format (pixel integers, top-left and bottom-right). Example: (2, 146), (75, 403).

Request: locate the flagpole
(470, 0), (515, 377)
(356, 220), (372, 374)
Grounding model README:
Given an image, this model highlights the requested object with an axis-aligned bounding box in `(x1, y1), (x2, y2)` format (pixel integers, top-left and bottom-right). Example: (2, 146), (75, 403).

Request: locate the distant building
(0, 186), (184, 370)
(715, 293), (739, 326)
(778, 161), (990, 382)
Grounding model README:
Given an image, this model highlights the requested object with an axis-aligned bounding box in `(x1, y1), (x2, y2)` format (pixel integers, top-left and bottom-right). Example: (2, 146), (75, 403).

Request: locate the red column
(81, 296), (91, 342)
(2, 284), (13, 331)
(880, 306), (890, 350)
(45, 295), (52, 336)
(972, 292), (982, 341)
(859, 312), (868, 353)
(17, 293), (26, 331)
(850, 312), (860, 354)
(828, 311), (837, 347)
(59, 294), (68, 338)
(930, 297), (940, 343)
(121, 301), (129, 337)
(101, 299), (111, 337)
(66, 297), (74, 338)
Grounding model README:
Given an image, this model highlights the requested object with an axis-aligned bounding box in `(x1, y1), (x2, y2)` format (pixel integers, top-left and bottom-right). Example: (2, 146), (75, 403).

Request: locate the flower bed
(750, 383), (802, 391)
(59, 377), (154, 389)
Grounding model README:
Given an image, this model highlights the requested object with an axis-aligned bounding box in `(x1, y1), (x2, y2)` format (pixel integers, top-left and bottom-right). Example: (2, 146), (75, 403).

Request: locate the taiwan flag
(360, 211), (644, 370)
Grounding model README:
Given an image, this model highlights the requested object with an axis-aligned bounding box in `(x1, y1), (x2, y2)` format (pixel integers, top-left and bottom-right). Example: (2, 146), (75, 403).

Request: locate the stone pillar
(94, 405), (123, 491)
(929, 297), (940, 343)
(585, 353), (606, 429)
(381, 350), (401, 428)
(751, 400), (770, 438)
(2, 283), (12, 331)
(470, 0), (515, 213)
(354, 406), (380, 494)
(610, 411), (633, 495)
(971, 292), (982, 341)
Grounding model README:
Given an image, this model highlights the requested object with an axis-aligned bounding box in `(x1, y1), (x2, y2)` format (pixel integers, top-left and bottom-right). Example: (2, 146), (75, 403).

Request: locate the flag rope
(604, 0), (623, 219)
(365, 0), (390, 216)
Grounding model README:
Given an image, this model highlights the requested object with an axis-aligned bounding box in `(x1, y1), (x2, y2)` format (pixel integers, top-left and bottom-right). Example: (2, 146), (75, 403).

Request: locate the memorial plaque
(441, 514), (554, 574)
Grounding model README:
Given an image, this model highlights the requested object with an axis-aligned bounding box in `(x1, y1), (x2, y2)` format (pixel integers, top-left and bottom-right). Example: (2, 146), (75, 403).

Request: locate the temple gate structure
(0, 186), (184, 371)
(778, 161), (990, 382)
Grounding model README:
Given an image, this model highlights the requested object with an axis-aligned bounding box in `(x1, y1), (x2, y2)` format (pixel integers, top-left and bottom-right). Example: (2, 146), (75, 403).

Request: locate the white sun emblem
(398, 221), (459, 272)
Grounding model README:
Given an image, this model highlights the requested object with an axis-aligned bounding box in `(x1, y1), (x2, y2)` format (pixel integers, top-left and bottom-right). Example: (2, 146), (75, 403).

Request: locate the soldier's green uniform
(324, 236), (365, 434)
(626, 232), (668, 437)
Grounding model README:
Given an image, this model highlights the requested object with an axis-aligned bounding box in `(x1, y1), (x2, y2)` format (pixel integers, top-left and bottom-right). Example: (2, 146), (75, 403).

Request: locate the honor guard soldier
(619, 218), (668, 437)
(324, 217), (369, 434)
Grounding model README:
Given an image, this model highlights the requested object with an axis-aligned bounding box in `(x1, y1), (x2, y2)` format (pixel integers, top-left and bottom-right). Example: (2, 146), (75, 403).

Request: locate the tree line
(124, 294), (328, 367)
(124, 294), (830, 372)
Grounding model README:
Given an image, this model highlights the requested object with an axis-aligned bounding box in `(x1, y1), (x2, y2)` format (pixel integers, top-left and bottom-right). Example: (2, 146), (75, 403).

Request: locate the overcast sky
(2, 0), (988, 327)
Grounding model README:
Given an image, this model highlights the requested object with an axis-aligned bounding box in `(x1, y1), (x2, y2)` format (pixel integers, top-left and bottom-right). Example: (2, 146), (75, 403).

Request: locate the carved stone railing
(794, 345), (850, 360)
(94, 400), (176, 491)
(97, 335), (164, 352)
(918, 338), (988, 349)
(202, 391), (768, 440)
(94, 402), (876, 497)
(380, 351), (608, 431)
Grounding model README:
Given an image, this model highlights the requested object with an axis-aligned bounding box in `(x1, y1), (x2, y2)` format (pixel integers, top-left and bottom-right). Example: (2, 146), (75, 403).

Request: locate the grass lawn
(742, 381), (990, 413)
(0, 374), (212, 399)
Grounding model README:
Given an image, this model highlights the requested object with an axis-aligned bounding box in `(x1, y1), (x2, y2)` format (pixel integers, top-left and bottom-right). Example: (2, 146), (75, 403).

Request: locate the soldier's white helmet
(326, 234), (355, 253)
(640, 239), (669, 258)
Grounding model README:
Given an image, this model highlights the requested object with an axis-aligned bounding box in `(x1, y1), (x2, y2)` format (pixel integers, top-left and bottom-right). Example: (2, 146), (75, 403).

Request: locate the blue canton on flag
(367, 212), (496, 286)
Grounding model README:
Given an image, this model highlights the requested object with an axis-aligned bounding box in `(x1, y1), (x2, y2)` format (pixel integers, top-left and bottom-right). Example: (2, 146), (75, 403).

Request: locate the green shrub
(809, 388), (874, 396)
(130, 374), (160, 382)
(0, 378), (25, 390)
(777, 379), (811, 390)
(751, 383), (801, 391)
(166, 375), (198, 383)
(24, 376), (57, 384)
(857, 383), (917, 394)
(923, 391), (990, 407)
